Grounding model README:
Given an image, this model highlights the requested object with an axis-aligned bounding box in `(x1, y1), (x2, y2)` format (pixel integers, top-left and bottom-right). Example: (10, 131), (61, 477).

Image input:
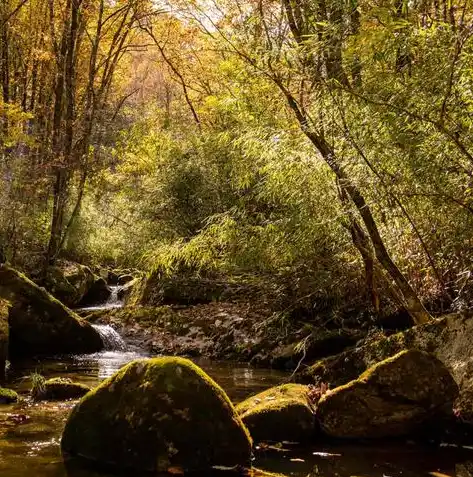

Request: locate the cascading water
(105, 285), (124, 308)
(92, 324), (127, 351)
(76, 285), (124, 313)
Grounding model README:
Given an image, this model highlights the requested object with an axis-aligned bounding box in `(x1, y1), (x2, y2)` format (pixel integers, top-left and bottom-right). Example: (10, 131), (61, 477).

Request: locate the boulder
(316, 350), (459, 439)
(117, 277), (140, 303)
(61, 357), (252, 473)
(32, 377), (91, 401)
(236, 384), (316, 443)
(80, 277), (111, 305)
(0, 387), (18, 404)
(44, 261), (95, 306)
(0, 265), (103, 357)
(298, 312), (473, 421)
(0, 299), (9, 382)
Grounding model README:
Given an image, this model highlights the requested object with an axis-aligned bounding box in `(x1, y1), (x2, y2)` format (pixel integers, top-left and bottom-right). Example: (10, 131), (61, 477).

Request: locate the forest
(1, 0), (473, 476)
(2, 0), (473, 323)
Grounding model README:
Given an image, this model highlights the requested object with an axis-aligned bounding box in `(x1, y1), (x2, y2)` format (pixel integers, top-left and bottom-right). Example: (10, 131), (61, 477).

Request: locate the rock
(0, 387), (18, 404)
(236, 384), (316, 443)
(80, 277), (111, 305)
(266, 329), (364, 370)
(32, 377), (91, 401)
(0, 264), (103, 357)
(61, 357), (252, 473)
(316, 350), (459, 439)
(43, 261), (95, 306)
(117, 277), (140, 303)
(0, 299), (9, 382)
(298, 312), (473, 422)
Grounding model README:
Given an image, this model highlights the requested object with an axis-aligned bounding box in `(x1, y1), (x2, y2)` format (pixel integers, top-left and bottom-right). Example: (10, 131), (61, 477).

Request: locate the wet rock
(0, 264), (103, 357)
(0, 387), (18, 404)
(33, 377), (91, 401)
(61, 357), (252, 473)
(316, 350), (459, 439)
(236, 384), (316, 443)
(80, 277), (111, 305)
(43, 261), (95, 306)
(0, 299), (9, 382)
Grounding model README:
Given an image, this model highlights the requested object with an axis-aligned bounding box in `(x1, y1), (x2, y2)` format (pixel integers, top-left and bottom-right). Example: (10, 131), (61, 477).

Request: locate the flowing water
(75, 286), (124, 313)
(1, 343), (473, 476)
(92, 325), (127, 351)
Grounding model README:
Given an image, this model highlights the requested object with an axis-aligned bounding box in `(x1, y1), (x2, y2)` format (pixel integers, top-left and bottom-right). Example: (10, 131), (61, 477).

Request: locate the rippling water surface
(1, 349), (473, 477)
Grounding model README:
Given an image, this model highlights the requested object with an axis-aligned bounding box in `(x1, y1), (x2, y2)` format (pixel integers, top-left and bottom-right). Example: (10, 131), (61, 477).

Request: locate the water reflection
(3, 352), (473, 477)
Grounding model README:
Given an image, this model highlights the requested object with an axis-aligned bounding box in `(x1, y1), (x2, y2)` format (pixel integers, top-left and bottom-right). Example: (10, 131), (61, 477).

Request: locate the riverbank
(81, 302), (365, 369)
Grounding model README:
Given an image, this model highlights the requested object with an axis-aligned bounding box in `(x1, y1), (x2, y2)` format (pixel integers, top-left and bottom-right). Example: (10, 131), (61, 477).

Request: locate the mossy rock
(0, 299), (9, 382)
(236, 384), (316, 443)
(0, 265), (103, 357)
(0, 387), (18, 404)
(33, 378), (91, 401)
(61, 357), (252, 473)
(316, 349), (459, 439)
(44, 261), (95, 306)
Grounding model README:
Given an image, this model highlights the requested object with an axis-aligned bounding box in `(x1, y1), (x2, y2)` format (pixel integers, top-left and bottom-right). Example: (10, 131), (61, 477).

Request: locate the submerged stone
(61, 357), (252, 473)
(33, 378), (91, 401)
(0, 387), (18, 404)
(0, 264), (103, 357)
(236, 384), (316, 443)
(316, 349), (458, 439)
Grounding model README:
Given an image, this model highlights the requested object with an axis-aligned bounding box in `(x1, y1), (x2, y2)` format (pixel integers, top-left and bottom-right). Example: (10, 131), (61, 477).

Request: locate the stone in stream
(316, 349), (458, 439)
(32, 377), (91, 401)
(0, 298), (9, 382)
(0, 387), (18, 404)
(61, 357), (252, 473)
(0, 264), (103, 357)
(236, 384), (317, 443)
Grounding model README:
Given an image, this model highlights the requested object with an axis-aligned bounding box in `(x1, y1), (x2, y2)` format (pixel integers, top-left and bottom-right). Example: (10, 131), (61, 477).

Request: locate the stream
(1, 302), (473, 476)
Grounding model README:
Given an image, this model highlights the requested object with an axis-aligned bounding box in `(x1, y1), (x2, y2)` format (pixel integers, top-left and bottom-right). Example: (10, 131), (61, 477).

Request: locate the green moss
(236, 384), (316, 443)
(0, 264), (103, 356)
(316, 350), (458, 439)
(0, 387), (18, 404)
(61, 357), (252, 473)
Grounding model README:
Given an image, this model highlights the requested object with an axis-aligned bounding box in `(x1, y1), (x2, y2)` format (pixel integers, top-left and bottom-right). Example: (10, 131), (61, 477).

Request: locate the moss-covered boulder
(61, 357), (252, 473)
(0, 265), (103, 357)
(0, 387), (18, 404)
(0, 299), (9, 382)
(43, 261), (95, 306)
(236, 384), (316, 443)
(32, 377), (91, 401)
(316, 350), (459, 439)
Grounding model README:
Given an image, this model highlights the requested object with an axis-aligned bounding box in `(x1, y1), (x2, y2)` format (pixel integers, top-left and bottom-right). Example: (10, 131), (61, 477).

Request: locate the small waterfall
(105, 285), (124, 308)
(93, 324), (127, 351)
(77, 285), (124, 313)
